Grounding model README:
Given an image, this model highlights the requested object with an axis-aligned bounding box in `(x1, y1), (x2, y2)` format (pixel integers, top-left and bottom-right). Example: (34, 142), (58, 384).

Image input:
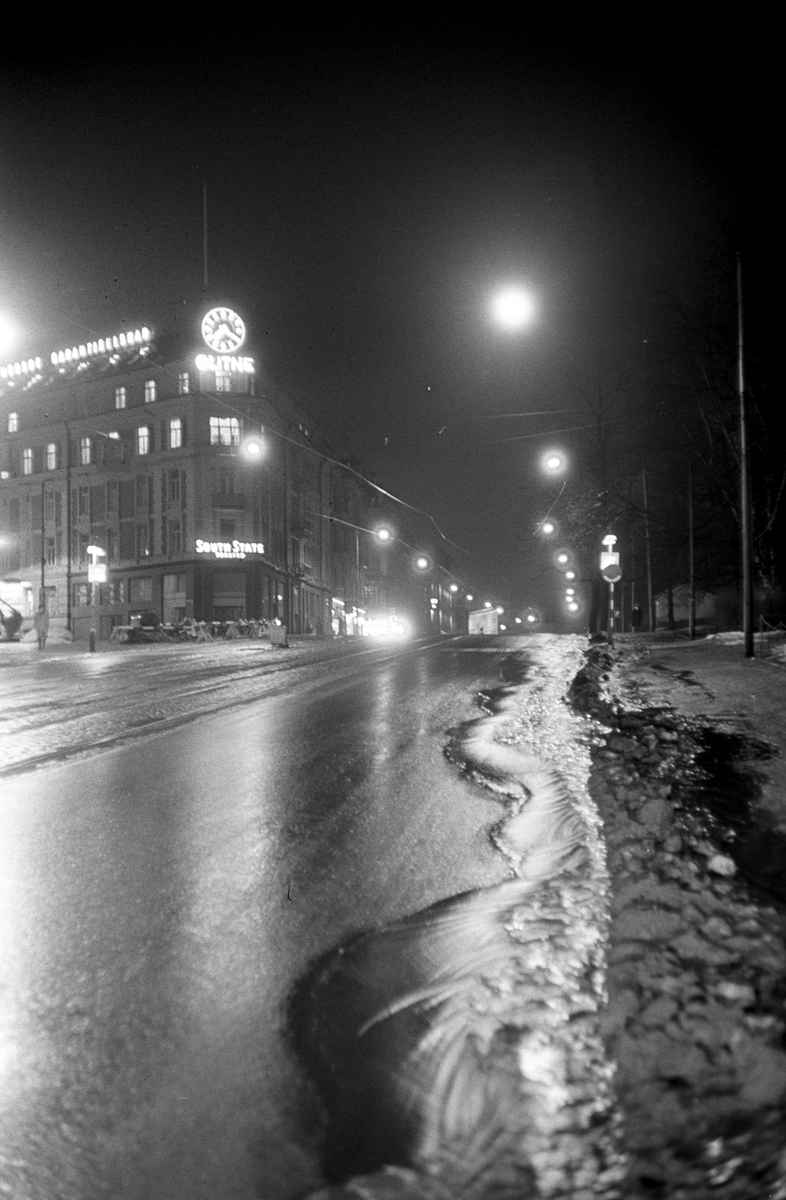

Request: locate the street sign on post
(600, 540), (621, 645)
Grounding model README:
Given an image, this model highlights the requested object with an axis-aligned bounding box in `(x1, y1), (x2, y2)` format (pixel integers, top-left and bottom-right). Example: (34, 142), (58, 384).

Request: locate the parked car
(0, 600), (23, 642)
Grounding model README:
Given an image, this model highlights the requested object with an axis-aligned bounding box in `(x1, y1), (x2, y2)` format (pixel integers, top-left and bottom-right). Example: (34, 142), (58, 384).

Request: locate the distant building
(0, 303), (470, 640)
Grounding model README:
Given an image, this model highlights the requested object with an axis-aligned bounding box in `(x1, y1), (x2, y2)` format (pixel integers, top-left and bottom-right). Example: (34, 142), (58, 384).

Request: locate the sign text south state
(195, 539), (265, 560)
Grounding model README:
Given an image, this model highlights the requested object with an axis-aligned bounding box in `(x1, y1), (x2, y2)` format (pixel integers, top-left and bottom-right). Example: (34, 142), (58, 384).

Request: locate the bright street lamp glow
(0, 316), (16, 359)
(491, 287), (535, 330)
(375, 526), (392, 543)
(568, 601), (579, 612)
(484, 601), (492, 609)
(542, 451), (565, 474)
(243, 437), (265, 458)
(414, 554), (430, 571)
(557, 553), (569, 565)
(541, 521), (555, 535)
(565, 570), (575, 580)
(515, 617), (522, 624)
(526, 614), (536, 623)
(496, 606), (504, 614)
(466, 594), (473, 601)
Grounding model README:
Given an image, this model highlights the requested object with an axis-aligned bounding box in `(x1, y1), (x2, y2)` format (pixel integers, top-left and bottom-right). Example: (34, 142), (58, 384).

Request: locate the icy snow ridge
(301, 636), (626, 1200)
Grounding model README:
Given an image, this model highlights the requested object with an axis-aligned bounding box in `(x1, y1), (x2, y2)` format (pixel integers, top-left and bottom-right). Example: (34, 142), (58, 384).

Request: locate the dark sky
(0, 18), (775, 614)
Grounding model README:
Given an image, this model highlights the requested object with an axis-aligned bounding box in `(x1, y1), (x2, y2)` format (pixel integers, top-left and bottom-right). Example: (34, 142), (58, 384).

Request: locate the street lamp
(541, 450), (567, 475)
(490, 286), (536, 330)
(242, 435), (265, 459)
(0, 315), (16, 359)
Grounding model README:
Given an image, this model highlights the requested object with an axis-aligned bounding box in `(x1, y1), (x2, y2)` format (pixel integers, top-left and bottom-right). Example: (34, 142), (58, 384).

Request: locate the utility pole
(688, 459), (696, 640)
(737, 253), (754, 658)
(642, 465), (654, 631)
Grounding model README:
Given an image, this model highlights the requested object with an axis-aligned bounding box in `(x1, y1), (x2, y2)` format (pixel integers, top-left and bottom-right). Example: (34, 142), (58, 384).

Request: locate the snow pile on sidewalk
(570, 641), (786, 1199)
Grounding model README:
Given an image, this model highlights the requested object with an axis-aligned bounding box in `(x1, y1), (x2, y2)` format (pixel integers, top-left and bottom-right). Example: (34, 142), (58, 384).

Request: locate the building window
(78, 486), (89, 518)
(80, 437), (92, 465)
(144, 380), (156, 403)
(137, 426), (150, 455)
(107, 480), (118, 512)
(22, 448), (33, 475)
(46, 537), (56, 566)
(169, 418), (182, 449)
(115, 386), (127, 409)
(168, 518), (183, 553)
(45, 490), (55, 520)
(8, 412), (18, 433)
(74, 582), (91, 607)
(46, 442), (57, 470)
(129, 576), (152, 604)
(168, 470), (181, 502)
(106, 579), (125, 604)
(209, 416), (241, 446)
(178, 372), (190, 395)
(136, 525), (150, 558)
(218, 469), (236, 496)
(215, 371), (233, 393)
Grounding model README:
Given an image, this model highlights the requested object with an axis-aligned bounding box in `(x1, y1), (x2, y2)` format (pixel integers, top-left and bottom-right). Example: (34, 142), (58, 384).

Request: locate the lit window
(137, 426), (150, 455)
(209, 416), (241, 445)
(46, 443), (57, 470)
(178, 372), (190, 395)
(8, 412), (18, 433)
(168, 470), (181, 501)
(144, 380), (156, 403)
(115, 386), (127, 409)
(215, 372), (233, 393)
(23, 447), (33, 474)
(0, 471), (8, 480)
(80, 437), (92, 465)
(169, 418), (182, 449)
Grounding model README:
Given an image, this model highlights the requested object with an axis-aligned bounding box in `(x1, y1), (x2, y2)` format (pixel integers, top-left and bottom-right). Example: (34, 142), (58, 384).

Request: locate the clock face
(201, 307), (246, 352)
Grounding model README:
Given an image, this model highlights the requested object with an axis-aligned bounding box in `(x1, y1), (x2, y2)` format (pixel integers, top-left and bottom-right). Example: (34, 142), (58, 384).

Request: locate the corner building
(0, 305), (343, 639)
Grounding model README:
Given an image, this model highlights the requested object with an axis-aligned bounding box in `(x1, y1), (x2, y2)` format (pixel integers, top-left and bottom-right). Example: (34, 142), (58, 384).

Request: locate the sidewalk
(609, 631), (786, 833)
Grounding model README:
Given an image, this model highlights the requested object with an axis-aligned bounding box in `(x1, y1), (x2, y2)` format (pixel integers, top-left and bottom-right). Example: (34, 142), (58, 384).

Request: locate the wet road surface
(0, 640), (516, 1200)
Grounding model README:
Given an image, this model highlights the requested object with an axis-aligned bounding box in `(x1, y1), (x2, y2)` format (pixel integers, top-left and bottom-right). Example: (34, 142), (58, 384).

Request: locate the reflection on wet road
(0, 640), (516, 1200)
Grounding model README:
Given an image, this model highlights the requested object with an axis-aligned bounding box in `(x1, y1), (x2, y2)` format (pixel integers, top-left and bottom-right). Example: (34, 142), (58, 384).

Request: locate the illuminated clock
(201, 307), (246, 353)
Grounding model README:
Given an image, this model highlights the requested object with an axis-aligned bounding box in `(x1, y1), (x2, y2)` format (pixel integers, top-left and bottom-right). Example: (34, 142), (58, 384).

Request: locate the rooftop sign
(194, 354), (255, 374)
(49, 327), (152, 366)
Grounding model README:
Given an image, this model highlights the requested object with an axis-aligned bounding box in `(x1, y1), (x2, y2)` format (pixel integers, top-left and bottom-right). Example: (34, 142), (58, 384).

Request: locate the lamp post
(737, 253), (754, 658)
(86, 544), (106, 652)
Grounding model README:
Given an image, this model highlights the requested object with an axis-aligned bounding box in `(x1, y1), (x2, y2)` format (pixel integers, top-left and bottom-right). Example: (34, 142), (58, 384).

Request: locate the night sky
(1, 19), (777, 615)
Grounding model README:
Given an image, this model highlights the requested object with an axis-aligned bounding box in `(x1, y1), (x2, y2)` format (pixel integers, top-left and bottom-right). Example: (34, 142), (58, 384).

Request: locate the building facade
(1, 303), (469, 640)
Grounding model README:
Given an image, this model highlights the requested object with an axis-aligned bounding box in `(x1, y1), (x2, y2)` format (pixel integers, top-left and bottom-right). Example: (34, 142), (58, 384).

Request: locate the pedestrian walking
(33, 606), (49, 650)
(631, 605), (643, 632)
